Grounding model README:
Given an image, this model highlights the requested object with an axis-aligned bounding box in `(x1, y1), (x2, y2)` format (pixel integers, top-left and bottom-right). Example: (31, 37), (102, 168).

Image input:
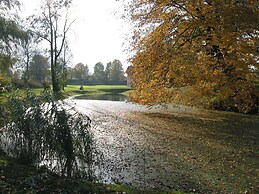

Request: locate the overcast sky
(21, 0), (131, 72)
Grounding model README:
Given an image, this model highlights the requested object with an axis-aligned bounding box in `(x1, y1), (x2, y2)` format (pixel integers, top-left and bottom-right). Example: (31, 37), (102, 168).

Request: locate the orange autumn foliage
(128, 0), (259, 113)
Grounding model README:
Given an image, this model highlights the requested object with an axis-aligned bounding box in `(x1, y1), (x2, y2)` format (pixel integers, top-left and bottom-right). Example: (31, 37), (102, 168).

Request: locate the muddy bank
(65, 99), (259, 193)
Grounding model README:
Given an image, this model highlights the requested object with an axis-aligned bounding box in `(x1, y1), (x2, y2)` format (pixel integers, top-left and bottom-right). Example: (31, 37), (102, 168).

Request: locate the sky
(21, 0), (131, 72)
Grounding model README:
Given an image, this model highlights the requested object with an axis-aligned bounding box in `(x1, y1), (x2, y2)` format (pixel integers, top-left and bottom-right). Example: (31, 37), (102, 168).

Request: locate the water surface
(63, 98), (259, 193)
(73, 94), (128, 102)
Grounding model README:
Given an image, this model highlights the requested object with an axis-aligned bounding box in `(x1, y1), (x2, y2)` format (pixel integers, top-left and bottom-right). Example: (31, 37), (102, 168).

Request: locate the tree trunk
(50, 14), (60, 93)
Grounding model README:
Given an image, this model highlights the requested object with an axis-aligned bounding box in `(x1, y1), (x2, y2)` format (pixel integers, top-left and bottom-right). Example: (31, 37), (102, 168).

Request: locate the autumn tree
(128, 0), (259, 113)
(30, 0), (74, 93)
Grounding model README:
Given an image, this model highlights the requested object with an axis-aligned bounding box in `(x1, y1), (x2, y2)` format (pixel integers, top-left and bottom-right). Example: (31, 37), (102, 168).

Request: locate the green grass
(0, 85), (131, 104)
(63, 85), (131, 98)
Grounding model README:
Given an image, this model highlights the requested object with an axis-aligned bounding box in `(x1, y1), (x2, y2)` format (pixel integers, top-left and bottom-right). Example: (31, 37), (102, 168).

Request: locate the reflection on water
(73, 94), (128, 102)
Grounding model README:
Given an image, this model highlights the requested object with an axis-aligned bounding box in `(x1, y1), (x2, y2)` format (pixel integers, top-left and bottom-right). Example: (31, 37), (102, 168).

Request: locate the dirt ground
(65, 99), (259, 193)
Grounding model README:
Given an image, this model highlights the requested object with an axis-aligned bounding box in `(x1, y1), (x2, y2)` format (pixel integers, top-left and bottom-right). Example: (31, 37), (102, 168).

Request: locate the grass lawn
(0, 85), (131, 104)
(62, 85), (131, 98)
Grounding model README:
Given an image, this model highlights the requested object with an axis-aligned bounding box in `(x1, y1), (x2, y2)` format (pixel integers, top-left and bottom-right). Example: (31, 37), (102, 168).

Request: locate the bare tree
(30, 0), (75, 93)
(19, 30), (39, 84)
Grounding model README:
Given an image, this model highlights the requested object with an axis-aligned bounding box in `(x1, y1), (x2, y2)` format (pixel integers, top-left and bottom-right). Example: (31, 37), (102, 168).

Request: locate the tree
(0, 0), (26, 86)
(0, 54), (15, 75)
(110, 59), (125, 83)
(0, 0), (20, 9)
(29, 54), (49, 83)
(18, 29), (39, 84)
(93, 62), (105, 83)
(128, 0), (259, 113)
(0, 17), (26, 53)
(105, 62), (112, 82)
(58, 40), (72, 90)
(0, 0), (26, 53)
(72, 63), (89, 80)
(30, 0), (74, 93)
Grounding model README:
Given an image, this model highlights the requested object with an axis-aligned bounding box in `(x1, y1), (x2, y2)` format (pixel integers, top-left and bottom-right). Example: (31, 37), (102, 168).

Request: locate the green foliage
(105, 62), (112, 81)
(93, 62), (105, 83)
(0, 72), (11, 87)
(0, 0), (27, 52)
(1, 90), (100, 179)
(0, 0), (27, 89)
(0, 55), (15, 92)
(68, 63), (90, 80)
(0, 16), (27, 52)
(0, 54), (16, 74)
(110, 59), (126, 83)
(85, 60), (126, 85)
(29, 54), (49, 82)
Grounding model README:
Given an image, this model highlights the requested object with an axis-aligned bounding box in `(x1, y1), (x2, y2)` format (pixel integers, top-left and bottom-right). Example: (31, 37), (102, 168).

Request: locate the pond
(63, 99), (195, 192)
(63, 98), (259, 193)
(73, 94), (128, 102)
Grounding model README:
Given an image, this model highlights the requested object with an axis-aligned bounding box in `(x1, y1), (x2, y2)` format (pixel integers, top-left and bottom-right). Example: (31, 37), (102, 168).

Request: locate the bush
(1, 90), (100, 179)
(11, 78), (48, 89)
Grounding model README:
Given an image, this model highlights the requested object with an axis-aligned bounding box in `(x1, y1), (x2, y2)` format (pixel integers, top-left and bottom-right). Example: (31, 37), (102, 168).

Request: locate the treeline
(67, 59), (127, 85)
(0, 0), (127, 93)
(1, 55), (127, 90)
(0, 54), (51, 89)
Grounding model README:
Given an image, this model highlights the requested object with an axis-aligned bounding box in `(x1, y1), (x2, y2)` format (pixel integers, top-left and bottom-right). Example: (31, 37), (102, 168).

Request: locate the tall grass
(1, 90), (101, 179)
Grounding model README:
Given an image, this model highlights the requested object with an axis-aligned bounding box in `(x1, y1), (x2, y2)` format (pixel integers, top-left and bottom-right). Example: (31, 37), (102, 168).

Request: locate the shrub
(0, 90), (100, 179)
